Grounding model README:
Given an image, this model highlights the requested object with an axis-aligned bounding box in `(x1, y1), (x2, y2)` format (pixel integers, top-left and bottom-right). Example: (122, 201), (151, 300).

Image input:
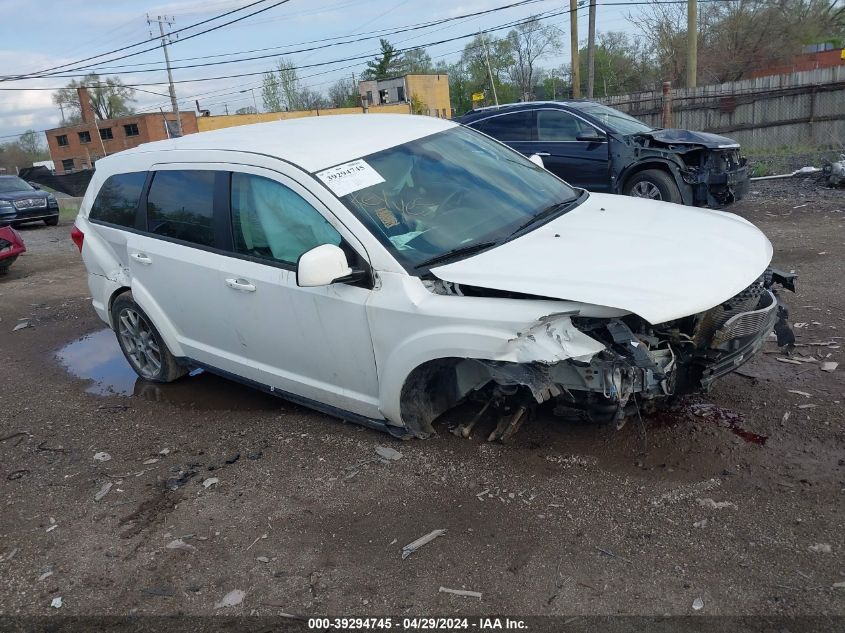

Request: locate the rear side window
(146, 170), (216, 247)
(230, 172), (341, 266)
(89, 172), (147, 227)
(473, 111), (534, 141)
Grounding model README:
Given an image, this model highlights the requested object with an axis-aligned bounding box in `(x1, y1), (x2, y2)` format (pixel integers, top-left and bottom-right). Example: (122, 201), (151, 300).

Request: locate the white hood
(431, 193), (773, 324)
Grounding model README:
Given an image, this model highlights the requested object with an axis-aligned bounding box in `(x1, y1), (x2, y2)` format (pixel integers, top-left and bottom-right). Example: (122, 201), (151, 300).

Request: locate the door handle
(225, 278), (256, 292)
(130, 253), (152, 265)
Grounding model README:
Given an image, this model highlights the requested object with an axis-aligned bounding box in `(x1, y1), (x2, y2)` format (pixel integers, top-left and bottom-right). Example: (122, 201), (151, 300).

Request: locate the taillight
(71, 225), (84, 252)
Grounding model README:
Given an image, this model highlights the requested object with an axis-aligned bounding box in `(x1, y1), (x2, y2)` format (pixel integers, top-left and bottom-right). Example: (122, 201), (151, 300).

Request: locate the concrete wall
(598, 66), (845, 150)
(197, 103), (411, 132)
(405, 74), (451, 118)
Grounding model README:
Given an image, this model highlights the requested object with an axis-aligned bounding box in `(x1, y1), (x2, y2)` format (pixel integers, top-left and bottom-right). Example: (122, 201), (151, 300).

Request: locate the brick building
(45, 87), (198, 174)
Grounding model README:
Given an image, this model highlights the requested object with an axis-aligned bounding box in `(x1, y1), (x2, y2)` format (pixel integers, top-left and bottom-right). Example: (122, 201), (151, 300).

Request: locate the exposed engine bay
(620, 129), (750, 208)
(407, 269), (795, 442)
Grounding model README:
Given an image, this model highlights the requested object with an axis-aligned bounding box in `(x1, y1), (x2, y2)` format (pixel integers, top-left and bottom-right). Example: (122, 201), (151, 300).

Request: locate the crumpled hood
(633, 128), (740, 149)
(431, 192), (773, 324)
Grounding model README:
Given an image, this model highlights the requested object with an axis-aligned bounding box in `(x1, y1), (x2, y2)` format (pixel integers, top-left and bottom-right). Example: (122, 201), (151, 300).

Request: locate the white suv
(73, 114), (794, 440)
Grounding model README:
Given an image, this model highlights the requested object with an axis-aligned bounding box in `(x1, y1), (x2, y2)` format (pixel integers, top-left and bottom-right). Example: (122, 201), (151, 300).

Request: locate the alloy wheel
(631, 181), (662, 199)
(117, 308), (162, 379)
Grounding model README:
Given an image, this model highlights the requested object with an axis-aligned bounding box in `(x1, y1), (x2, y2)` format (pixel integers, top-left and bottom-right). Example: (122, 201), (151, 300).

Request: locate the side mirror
(297, 244), (352, 287)
(28, 181), (41, 189)
(528, 154), (545, 168)
(576, 130), (605, 142)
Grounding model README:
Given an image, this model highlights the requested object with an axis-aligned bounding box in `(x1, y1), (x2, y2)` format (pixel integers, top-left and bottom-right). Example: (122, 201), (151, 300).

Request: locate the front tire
(111, 293), (186, 383)
(623, 169), (682, 204)
(44, 216), (59, 226)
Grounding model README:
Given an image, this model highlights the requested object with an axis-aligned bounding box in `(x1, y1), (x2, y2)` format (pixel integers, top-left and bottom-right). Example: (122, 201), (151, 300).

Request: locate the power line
(9, 0), (547, 80)
(1, 0), (290, 82)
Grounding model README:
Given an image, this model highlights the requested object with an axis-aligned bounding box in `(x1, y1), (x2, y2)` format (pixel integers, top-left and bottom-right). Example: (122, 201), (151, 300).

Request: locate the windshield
(0, 177), (34, 193)
(328, 126), (579, 270)
(569, 102), (652, 135)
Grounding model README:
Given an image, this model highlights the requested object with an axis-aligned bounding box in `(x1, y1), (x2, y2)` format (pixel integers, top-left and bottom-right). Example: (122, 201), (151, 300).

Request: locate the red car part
(0, 224), (25, 273)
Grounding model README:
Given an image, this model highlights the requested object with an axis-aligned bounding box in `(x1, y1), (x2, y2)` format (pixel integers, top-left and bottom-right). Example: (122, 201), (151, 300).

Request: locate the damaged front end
(623, 130), (750, 208)
(412, 269), (795, 439)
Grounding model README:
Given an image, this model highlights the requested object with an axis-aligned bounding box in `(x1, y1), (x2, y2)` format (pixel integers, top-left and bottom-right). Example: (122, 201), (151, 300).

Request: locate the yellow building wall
(405, 75), (452, 118)
(197, 103), (411, 132)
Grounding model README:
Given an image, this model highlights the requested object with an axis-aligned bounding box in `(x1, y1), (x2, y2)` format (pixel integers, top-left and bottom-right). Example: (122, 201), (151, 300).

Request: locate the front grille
(13, 198), (47, 210)
(711, 290), (777, 347)
(693, 282), (766, 346)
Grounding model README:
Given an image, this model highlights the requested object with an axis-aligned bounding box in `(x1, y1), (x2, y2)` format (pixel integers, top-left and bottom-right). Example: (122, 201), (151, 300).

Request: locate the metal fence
(598, 66), (845, 151)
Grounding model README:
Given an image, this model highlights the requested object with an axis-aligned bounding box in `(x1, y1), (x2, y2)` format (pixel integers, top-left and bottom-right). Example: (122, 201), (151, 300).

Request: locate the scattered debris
(143, 458), (159, 465)
(0, 431), (28, 444)
(439, 586), (482, 599)
(246, 533), (268, 550)
(224, 453), (240, 465)
(697, 498), (736, 510)
(7, 469), (30, 481)
(37, 440), (68, 453)
(797, 404), (818, 410)
(652, 478), (720, 506)
(159, 448), (171, 455)
(595, 546), (631, 563)
(1, 547), (18, 562)
(821, 362), (838, 372)
(401, 529), (447, 560)
(777, 358), (804, 365)
(38, 570), (54, 581)
(693, 519), (709, 529)
(787, 390), (812, 398)
(808, 543), (832, 554)
(256, 556), (270, 563)
(833, 581), (845, 589)
(214, 589), (245, 609)
(202, 477), (219, 489)
(692, 597), (704, 611)
(46, 525), (58, 533)
(93, 451), (112, 462)
(12, 321), (31, 332)
(94, 482), (113, 501)
(247, 450), (263, 460)
(50, 597), (62, 609)
(375, 446), (402, 461)
(166, 538), (196, 552)
(781, 411), (790, 424)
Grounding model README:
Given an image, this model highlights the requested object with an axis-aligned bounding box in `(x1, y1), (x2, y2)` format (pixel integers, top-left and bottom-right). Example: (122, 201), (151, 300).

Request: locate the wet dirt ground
(0, 181), (843, 620)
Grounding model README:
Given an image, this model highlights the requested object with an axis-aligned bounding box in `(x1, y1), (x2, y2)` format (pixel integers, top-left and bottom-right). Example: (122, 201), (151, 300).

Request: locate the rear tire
(623, 169), (682, 204)
(45, 216), (59, 226)
(0, 256), (15, 274)
(111, 292), (186, 383)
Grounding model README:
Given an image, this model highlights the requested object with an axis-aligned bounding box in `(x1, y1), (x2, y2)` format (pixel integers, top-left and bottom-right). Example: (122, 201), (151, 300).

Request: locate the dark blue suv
(457, 101), (749, 208)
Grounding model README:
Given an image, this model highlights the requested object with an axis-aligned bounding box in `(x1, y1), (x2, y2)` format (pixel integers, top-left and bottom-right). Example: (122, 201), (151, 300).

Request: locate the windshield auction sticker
(316, 159), (385, 197)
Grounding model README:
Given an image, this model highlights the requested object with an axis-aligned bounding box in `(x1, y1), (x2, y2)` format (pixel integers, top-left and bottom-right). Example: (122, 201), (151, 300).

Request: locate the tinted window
(146, 170), (216, 246)
(231, 172), (341, 265)
(56, 135), (68, 147)
(536, 110), (591, 141)
(90, 172), (147, 227)
(473, 111), (534, 141)
(78, 131), (91, 143)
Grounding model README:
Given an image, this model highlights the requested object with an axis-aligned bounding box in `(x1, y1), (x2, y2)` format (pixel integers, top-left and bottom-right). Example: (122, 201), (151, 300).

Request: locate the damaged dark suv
(457, 101), (749, 208)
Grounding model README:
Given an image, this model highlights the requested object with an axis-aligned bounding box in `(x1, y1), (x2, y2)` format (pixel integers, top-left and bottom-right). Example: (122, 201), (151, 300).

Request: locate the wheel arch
(617, 159), (693, 205)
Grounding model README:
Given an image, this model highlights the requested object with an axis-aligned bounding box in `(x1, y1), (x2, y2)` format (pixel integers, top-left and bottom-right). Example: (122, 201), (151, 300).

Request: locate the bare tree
(328, 77), (360, 108)
(506, 18), (561, 100)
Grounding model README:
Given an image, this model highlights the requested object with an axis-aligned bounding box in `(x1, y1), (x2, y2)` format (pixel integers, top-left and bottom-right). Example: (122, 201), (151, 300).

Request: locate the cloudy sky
(0, 0), (645, 143)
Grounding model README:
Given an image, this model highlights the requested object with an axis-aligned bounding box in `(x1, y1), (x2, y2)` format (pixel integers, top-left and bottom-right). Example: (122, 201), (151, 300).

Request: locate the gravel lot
(0, 181), (843, 623)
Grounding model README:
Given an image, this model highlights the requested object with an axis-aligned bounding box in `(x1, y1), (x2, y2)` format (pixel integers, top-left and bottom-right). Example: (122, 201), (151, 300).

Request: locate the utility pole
(569, 0), (580, 98)
(687, 0), (697, 88)
(240, 88), (258, 113)
(586, 0), (596, 99)
(480, 31), (499, 107)
(148, 14), (183, 137)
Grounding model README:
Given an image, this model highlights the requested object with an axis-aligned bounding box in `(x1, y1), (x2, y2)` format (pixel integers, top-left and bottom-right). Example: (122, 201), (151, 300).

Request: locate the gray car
(0, 176), (59, 226)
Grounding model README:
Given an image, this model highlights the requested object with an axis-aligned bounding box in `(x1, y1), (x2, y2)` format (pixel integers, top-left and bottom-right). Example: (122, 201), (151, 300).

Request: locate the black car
(457, 101), (749, 208)
(0, 175), (59, 226)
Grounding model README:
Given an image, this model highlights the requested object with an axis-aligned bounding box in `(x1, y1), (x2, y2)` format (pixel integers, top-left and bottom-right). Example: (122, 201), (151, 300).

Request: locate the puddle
(57, 329), (280, 411)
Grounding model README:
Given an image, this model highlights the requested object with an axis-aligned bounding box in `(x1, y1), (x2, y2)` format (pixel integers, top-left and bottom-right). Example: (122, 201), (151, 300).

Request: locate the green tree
(460, 34), (517, 107)
(578, 32), (658, 97)
(401, 47), (433, 74)
(363, 39), (404, 80)
(328, 77), (361, 108)
(262, 59), (325, 111)
(52, 73), (135, 121)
